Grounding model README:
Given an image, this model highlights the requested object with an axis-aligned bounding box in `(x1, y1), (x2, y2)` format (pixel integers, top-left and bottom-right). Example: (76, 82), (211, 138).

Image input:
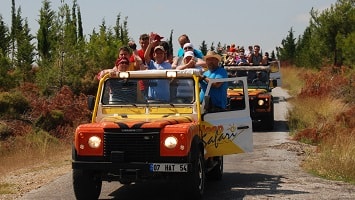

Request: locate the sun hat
(204, 50), (221, 62)
(183, 51), (194, 59)
(183, 43), (194, 50)
(154, 45), (165, 52)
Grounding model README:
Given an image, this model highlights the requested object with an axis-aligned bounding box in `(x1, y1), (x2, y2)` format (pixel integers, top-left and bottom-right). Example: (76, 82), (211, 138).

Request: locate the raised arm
(144, 33), (161, 65)
(144, 42), (153, 65)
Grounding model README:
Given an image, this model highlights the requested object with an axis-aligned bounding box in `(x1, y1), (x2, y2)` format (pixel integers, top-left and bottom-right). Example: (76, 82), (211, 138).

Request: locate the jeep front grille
(103, 129), (160, 162)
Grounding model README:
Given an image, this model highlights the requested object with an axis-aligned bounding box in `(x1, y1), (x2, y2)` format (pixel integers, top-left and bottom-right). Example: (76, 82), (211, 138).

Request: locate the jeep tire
(187, 149), (205, 200)
(73, 169), (102, 200)
(263, 102), (274, 130)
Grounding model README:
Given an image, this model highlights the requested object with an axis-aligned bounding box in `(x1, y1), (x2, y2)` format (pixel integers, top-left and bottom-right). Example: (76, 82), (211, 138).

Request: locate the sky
(0, 0), (337, 55)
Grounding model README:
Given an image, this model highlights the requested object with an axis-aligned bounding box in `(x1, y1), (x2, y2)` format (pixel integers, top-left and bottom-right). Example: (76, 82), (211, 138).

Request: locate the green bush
(0, 92), (30, 118)
(0, 122), (13, 140)
(25, 129), (59, 154)
(35, 109), (65, 132)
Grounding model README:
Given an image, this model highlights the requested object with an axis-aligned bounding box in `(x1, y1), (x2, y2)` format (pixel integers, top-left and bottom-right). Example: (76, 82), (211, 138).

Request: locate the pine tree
(277, 27), (296, 64)
(10, 0), (16, 64)
(77, 6), (83, 41)
(210, 42), (215, 51)
(16, 18), (35, 82)
(0, 15), (10, 56)
(200, 40), (208, 56)
(168, 29), (174, 56)
(0, 15), (12, 90)
(37, 0), (55, 61)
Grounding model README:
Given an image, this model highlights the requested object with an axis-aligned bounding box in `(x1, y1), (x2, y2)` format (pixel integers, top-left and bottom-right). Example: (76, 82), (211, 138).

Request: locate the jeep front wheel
(73, 169), (102, 200)
(187, 150), (205, 200)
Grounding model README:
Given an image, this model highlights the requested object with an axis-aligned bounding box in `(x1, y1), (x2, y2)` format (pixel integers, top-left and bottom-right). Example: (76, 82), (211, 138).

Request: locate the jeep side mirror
(87, 95), (95, 111)
(270, 61), (279, 73)
(273, 79), (278, 87)
(269, 79), (278, 88)
(204, 96), (210, 112)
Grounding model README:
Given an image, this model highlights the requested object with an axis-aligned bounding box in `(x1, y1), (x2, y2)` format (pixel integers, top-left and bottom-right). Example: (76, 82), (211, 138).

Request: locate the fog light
(164, 136), (177, 149)
(88, 136), (101, 149)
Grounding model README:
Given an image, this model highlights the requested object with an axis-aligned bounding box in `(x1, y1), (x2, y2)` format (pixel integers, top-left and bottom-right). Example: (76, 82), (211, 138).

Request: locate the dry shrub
(304, 106), (355, 182)
(299, 66), (351, 98)
(288, 96), (346, 141)
(18, 83), (91, 138)
(287, 66), (355, 182)
(335, 105), (355, 129)
(294, 128), (319, 144)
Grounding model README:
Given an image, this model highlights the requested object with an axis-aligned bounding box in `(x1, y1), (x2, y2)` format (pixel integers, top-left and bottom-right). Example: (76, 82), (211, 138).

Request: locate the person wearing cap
(144, 32), (170, 69)
(96, 57), (137, 104)
(170, 50), (202, 103)
(199, 50), (228, 112)
(143, 33), (171, 102)
(177, 34), (204, 59)
(172, 50), (204, 70)
(96, 56), (130, 80)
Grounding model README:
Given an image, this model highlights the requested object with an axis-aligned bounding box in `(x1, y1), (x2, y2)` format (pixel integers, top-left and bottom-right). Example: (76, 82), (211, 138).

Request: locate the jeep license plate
(149, 163), (188, 172)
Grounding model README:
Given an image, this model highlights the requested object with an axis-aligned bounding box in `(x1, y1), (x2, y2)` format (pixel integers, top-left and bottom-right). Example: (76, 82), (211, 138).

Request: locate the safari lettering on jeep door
(200, 77), (253, 157)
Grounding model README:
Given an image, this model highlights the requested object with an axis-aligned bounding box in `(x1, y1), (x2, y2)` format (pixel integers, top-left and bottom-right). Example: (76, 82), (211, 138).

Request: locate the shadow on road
(204, 172), (308, 199)
(100, 172), (308, 200)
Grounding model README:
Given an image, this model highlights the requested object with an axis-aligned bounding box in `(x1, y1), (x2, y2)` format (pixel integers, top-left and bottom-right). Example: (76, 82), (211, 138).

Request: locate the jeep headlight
(88, 136), (101, 149)
(258, 99), (265, 106)
(164, 136), (178, 149)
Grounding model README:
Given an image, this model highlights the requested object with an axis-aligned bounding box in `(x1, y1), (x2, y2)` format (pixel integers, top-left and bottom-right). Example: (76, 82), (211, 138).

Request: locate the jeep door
(200, 77), (253, 158)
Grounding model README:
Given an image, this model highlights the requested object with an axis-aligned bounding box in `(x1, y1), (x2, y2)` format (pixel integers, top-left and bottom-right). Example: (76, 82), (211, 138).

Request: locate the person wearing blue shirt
(177, 34), (204, 59)
(144, 35), (172, 102)
(199, 51), (228, 112)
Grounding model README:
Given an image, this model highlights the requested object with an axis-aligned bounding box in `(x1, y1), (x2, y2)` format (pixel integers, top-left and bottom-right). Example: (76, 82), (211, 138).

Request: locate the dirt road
(7, 87), (355, 199)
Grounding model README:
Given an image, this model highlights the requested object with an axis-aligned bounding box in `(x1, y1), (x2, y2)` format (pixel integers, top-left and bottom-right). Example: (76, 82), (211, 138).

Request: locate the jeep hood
(93, 115), (194, 129)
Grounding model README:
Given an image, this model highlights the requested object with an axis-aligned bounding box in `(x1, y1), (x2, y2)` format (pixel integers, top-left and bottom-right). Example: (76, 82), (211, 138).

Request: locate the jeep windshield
(101, 77), (196, 105)
(225, 65), (270, 90)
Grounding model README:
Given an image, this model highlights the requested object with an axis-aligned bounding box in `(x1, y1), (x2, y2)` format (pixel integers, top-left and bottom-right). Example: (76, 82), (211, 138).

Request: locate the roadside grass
(304, 125), (355, 184)
(0, 131), (71, 176)
(280, 65), (308, 96)
(0, 131), (71, 194)
(285, 65), (355, 183)
(288, 96), (347, 143)
(0, 183), (14, 195)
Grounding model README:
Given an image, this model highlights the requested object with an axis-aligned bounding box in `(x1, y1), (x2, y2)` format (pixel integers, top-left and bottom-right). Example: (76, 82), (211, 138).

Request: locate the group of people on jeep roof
(223, 44), (273, 66)
(97, 33), (275, 111)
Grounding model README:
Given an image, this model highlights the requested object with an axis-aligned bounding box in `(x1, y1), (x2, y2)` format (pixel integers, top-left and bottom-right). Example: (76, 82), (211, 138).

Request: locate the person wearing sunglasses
(172, 43), (206, 70)
(96, 56), (138, 104)
(177, 34), (204, 59)
(96, 48), (132, 80)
